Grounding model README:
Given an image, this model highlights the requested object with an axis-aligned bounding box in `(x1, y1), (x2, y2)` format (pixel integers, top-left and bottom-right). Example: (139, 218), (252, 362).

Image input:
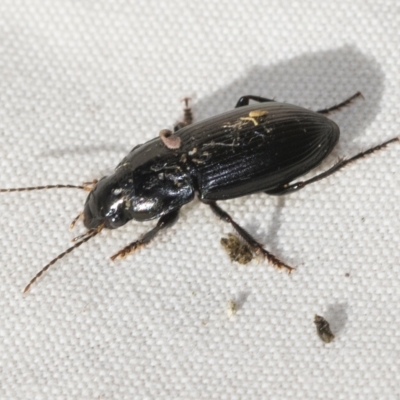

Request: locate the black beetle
(1, 93), (398, 292)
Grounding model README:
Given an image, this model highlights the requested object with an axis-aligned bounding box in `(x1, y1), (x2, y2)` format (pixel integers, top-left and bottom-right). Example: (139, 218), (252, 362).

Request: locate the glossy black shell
(119, 102), (339, 201)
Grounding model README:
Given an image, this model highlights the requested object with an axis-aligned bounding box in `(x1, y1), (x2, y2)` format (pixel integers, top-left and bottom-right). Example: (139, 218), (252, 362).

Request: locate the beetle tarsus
(204, 200), (294, 273)
(110, 210), (180, 261)
(110, 241), (144, 261)
(253, 245), (295, 273)
(317, 92), (363, 115)
(174, 97), (193, 132)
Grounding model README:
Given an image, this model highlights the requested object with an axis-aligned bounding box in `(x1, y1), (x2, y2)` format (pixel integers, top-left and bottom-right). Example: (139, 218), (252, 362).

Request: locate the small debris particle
(191, 158), (206, 164)
(249, 110), (268, 118)
(220, 233), (253, 264)
(159, 129), (181, 149)
(240, 110), (269, 126)
(227, 300), (237, 318)
(314, 315), (335, 343)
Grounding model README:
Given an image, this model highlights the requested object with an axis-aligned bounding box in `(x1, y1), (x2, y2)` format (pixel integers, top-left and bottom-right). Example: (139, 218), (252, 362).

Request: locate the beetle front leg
(110, 210), (180, 261)
(204, 200), (294, 273)
(235, 95), (275, 108)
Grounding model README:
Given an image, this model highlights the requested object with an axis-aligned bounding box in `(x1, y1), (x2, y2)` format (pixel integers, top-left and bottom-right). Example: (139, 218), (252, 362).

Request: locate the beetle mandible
(1, 93), (398, 292)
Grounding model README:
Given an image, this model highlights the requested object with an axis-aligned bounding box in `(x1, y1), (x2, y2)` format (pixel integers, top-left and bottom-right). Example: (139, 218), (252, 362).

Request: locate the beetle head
(83, 167), (194, 230)
(83, 174), (133, 230)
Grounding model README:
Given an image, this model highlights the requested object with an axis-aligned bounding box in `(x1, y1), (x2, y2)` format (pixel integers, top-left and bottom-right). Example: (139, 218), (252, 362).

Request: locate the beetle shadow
(265, 196), (286, 248)
(194, 45), (385, 155)
(192, 46), (384, 261)
(39, 144), (129, 159)
(37, 46), (384, 172)
(325, 303), (349, 334)
(233, 290), (251, 311)
(238, 196), (287, 263)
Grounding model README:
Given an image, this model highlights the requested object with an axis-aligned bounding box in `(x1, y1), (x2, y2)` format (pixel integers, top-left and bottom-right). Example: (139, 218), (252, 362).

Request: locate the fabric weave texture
(0, 1), (399, 399)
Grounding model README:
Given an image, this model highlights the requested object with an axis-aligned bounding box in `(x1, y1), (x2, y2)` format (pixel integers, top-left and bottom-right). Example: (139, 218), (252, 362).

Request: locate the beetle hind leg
(317, 92), (363, 115)
(204, 200), (294, 273)
(265, 137), (399, 196)
(110, 210), (180, 261)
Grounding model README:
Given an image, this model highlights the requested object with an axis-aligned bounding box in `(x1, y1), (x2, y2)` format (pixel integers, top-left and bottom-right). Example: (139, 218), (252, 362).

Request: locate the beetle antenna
(23, 224), (104, 293)
(71, 228), (96, 242)
(0, 179), (99, 193)
(0, 184), (86, 192)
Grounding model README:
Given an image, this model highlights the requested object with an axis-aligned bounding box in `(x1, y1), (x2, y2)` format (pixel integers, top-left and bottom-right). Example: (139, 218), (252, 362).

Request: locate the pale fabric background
(0, 1), (399, 399)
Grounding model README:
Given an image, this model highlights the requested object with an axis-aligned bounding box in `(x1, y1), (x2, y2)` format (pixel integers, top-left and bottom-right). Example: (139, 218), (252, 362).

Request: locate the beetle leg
(235, 95), (275, 108)
(110, 210), (180, 261)
(317, 92), (363, 115)
(266, 137), (399, 196)
(70, 212), (83, 229)
(204, 200), (294, 273)
(174, 97), (193, 132)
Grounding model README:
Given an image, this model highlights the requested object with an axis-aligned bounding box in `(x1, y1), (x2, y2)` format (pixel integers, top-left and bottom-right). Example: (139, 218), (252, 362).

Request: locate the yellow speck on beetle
(240, 110), (269, 126)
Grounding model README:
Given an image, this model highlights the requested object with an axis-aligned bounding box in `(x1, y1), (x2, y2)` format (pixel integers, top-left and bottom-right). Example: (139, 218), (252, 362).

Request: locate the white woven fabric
(1, 1), (399, 399)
